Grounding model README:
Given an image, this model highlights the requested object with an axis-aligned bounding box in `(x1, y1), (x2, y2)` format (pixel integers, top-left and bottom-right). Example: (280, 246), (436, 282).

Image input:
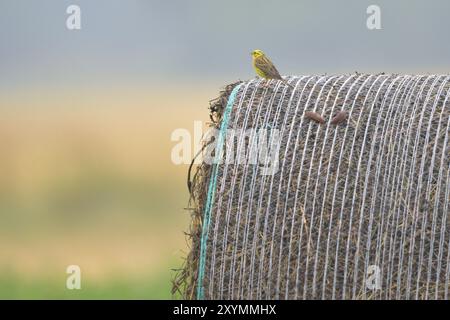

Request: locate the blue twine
(196, 83), (243, 300)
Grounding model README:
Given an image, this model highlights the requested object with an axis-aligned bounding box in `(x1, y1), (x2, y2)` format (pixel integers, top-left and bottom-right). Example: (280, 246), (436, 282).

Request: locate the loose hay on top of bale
(174, 74), (450, 300)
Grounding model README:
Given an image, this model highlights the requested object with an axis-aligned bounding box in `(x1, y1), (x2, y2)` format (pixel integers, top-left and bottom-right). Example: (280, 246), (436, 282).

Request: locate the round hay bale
(176, 74), (450, 300)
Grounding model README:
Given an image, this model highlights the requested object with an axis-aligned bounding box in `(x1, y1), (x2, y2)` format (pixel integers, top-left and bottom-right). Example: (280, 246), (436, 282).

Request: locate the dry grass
(177, 75), (450, 300)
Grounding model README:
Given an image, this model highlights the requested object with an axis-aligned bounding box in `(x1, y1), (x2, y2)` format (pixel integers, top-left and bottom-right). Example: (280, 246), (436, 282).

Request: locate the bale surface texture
(183, 74), (450, 300)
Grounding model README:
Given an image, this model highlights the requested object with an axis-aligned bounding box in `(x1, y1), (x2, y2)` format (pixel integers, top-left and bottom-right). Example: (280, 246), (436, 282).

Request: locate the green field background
(0, 86), (212, 299)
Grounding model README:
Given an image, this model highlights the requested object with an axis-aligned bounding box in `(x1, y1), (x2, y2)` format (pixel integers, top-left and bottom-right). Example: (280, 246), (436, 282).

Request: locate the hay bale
(176, 74), (450, 300)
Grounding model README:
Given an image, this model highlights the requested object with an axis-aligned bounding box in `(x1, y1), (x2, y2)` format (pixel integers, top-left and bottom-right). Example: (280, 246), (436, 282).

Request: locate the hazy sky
(1, 0), (450, 90)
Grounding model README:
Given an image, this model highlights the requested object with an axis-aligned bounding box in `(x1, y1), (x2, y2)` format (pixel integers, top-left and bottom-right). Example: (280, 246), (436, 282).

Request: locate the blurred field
(0, 84), (215, 299)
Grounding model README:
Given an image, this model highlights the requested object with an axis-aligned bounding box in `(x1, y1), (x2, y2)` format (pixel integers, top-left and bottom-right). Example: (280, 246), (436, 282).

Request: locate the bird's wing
(254, 55), (283, 80)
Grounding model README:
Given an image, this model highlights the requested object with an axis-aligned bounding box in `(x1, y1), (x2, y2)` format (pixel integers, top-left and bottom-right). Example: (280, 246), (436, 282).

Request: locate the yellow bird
(251, 49), (294, 88)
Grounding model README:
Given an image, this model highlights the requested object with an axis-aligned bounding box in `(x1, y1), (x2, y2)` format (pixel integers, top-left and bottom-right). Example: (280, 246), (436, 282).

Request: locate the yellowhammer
(251, 49), (294, 88)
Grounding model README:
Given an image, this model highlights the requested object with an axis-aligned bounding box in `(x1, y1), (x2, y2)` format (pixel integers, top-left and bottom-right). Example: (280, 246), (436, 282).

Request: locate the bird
(251, 49), (294, 89)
